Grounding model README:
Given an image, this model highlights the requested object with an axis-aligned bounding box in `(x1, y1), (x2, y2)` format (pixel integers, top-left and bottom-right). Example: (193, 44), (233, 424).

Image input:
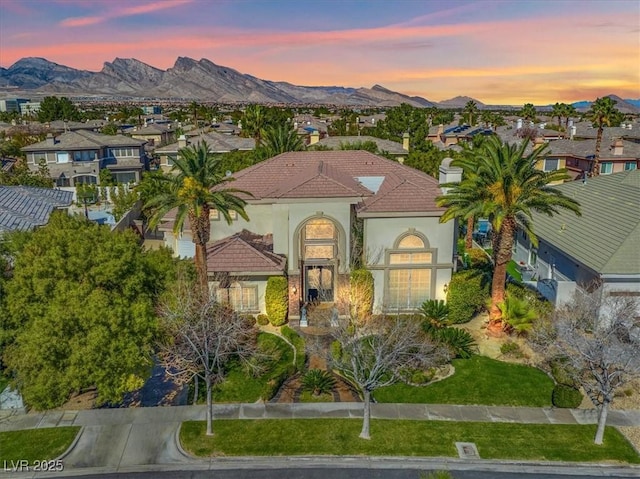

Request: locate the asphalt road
(40, 469), (640, 479)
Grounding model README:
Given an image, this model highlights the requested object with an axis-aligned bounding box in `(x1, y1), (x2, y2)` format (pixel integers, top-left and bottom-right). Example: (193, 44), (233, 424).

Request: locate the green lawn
(374, 356), (554, 406)
(180, 419), (639, 463)
(0, 427), (80, 464)
(203, 332), (294, 402)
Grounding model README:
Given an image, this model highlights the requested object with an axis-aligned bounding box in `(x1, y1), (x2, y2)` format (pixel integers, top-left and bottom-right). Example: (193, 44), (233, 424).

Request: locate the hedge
(446, 268), (491, 324)
(552, 384), (583, 408)
(265, 276), (289, 326)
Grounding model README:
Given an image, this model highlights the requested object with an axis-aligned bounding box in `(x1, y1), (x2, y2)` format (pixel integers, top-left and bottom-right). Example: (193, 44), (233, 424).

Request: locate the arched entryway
(300, 217), (338, 303)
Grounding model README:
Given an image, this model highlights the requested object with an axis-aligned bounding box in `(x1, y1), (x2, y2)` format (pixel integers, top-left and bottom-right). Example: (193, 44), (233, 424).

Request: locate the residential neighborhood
(1, 1), (639, 477)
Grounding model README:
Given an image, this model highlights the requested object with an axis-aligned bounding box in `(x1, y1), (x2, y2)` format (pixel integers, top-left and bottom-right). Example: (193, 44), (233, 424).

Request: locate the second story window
(600, 162), (613, 175)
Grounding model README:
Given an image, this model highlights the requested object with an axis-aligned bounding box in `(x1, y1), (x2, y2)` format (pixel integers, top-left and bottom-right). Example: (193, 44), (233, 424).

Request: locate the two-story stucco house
(513, 169), (640, 304)
(159, 150), (458, 321)
(22, 130), (147, 186)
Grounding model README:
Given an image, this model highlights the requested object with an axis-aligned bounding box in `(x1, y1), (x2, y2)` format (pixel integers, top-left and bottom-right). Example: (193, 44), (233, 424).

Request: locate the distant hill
(571, 95), (640, 114)
(437, 96), (486, 108)
(0, 56), (436, 107)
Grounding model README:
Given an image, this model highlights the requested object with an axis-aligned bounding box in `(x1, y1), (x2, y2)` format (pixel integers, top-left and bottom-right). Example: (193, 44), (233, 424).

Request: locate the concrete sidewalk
(1, 403), (640, 477)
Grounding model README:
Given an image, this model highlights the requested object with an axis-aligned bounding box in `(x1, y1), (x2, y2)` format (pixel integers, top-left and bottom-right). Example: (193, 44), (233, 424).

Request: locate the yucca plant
(434, 328), (477, 359)
(302, 369), (336, 396)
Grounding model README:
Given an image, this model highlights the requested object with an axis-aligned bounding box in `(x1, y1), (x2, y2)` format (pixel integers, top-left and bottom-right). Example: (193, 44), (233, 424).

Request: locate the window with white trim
(600, 162), (613, 174)
(624, 162), (637, 171)
(215, 282), (258, 312)
(543, 158), (558, 172)
(386, 233), (433, 310)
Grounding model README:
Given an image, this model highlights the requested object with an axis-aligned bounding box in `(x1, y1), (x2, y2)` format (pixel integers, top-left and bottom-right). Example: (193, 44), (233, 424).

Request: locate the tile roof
(156, 131), (254, 154)
(0, 186), (73, 233)
(22, 130), (145, 152)
(530, 170), (640, 275)
(228, 150), (444, 214)
(206, 229), (286, 274)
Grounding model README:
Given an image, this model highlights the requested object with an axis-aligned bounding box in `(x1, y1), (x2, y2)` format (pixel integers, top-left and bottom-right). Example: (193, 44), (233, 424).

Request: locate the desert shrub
(447, 269), (490, 324)
(434, 327), (477, 359)
(281, 325), (305, 371)
(552, 384), (583, 408)
(256, 314), (269, 326)
(500, 341), (523, 357)
(265, 276), (288, 326)
(302, 369), (336, 396)
(350, 269), (374, 322)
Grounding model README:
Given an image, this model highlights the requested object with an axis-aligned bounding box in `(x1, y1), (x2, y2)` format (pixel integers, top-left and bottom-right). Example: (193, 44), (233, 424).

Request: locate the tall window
(303, 218), (336, 260)
(386, 233), (433, 310)
(215, 282), (258, 312)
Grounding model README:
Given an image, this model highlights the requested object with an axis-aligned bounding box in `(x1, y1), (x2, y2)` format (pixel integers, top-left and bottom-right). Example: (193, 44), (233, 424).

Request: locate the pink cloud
(60, 16), (103, 27)
(59, 0), (193, 28)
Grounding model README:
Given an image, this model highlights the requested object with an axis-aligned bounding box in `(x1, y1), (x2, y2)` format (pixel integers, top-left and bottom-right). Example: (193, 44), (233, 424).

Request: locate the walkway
(2, 404), (640, 477)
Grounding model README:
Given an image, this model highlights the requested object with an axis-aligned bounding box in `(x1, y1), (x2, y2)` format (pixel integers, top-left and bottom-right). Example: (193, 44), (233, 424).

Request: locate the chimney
(439, 157), (462, 194)
(516, 119), (523, 129)
(402, 132), (410, 151)
(46, 133), (55, 146)
(309, 130), (320, 145)
(437, 124), (444, 135)
(570, 125), (577, 140)
(178, 134), (187, 148)
(533, 137), (545, 149)
(568, 119), (573, 128)
(612, 138), (624, 156)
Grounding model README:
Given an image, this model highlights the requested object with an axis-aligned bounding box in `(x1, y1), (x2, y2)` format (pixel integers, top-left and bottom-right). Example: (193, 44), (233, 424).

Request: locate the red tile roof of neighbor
(206, 229), (286, 274)
(227, 150), (444, 214)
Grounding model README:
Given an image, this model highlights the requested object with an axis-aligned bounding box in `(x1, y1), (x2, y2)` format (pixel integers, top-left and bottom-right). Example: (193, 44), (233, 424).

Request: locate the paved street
(1, 403), (640, 478)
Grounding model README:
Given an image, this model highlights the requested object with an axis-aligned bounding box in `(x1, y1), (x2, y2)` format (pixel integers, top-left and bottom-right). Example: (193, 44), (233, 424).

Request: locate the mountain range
(0, 57), (638, 112)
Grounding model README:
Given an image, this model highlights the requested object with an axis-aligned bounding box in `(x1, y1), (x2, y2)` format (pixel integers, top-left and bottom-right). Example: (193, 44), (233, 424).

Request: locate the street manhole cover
(455, 442), (480, 459)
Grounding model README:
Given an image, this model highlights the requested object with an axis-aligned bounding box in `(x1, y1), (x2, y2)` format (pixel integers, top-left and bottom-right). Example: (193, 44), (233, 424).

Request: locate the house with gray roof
(21, 130), (147, 186)
(159, 150), (458, 321)
(0, 186), (73, 234)
(310, 135), (409, 161)
(513, 169), (640, 304)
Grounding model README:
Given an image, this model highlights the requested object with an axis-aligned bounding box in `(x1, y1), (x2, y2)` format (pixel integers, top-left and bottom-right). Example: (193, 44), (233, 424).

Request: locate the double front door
(304, 264), (334, 303)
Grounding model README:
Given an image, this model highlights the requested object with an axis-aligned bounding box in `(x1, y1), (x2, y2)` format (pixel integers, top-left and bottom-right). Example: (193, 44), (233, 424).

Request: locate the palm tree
(145, 141), (250, 294)
(586, 97), (621, 176)
(241, 105), (265, 145)
(520, 103), (537, 123)
(551, 103), (565, 128)
(258, 124), (304, 158)
(437, 136), (581, 332)
(463, 100), (478, 126)
(564, 104), (577, 129)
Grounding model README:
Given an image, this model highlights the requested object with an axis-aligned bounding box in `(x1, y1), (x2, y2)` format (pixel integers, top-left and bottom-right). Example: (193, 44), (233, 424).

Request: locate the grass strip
(0, 427), (80, 464)
(180, 419), (640, 464)
(374, 356), (554, 406)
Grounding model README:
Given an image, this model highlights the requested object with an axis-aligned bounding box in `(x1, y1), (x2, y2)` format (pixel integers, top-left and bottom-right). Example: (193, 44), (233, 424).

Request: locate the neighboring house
(156, 132), (255, 172)
(159, 151), (458, 319)
(21, 130), (147, 186)
(310, 134), (409, 162)
(513, 169), (640, 304)
(0, 186), (73, 234)
(428, 123), (493, 147)
(127, 123), (176, 148)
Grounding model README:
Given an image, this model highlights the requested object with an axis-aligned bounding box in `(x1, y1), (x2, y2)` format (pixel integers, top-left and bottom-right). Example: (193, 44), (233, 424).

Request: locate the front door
(305, 264), (334, 303)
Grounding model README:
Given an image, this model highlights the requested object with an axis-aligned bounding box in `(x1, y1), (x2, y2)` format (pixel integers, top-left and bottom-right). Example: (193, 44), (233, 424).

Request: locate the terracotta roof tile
(206, 229), (286, 274)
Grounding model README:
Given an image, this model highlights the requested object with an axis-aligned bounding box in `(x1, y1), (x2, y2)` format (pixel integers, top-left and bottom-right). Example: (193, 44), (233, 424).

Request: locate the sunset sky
(1, 0), (638, 105)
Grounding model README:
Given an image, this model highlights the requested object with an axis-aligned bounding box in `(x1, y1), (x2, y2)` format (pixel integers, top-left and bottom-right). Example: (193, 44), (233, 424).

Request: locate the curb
(55, 425), (84, 462)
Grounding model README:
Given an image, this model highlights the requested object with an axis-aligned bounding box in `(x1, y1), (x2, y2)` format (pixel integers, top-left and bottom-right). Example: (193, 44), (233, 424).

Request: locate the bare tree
(531, 288), (640, 444)
(158, 282), (259, 436)
(331, 315), (449, 439)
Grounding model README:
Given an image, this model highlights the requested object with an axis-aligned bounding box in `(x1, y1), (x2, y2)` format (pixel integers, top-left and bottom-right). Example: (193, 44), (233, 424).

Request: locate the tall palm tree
(241, 104), (266, 145)
(520, 103), (537, 123)
(586, 97), (621, 176)
(463, 100), (478, 126)
(259, 124), (304, 158)
(564, 104), (577, 129)
(437, 136), (581, 332)
(551, 103), (565, 128)
(145, 141), (250, 294)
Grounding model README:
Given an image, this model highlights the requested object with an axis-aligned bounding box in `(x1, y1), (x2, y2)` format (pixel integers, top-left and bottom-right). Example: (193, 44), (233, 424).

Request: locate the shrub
(434, 327), (477, 359)
(265, 276), (289, 326)
(506, 282), (553, 320)
(446, 269), (490, 324)
(350, 269), (374, 323)
(498, 292), (537, 334)
(466, 248), (492, 270)
(256, 314), (269, 326)
(281, 325), (306, 372)
(302, 369), (336, 396)
(552, 384), (583, 408)
(549, 358), (578, 387)
(500, 341), (523, 357)
(421, 299), (449, 327)
(330, 340), (343, 361)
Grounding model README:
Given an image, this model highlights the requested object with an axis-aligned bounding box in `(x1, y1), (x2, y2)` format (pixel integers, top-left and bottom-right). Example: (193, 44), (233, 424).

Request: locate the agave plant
(302, 369), (336, 396)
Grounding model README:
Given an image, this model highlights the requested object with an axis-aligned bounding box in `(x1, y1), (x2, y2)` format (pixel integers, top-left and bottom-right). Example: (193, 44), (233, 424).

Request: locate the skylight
(355, 176), (385, 193)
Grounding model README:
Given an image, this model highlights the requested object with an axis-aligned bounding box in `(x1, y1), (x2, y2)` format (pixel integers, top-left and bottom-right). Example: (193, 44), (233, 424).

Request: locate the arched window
(386, 232), (434, 310)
